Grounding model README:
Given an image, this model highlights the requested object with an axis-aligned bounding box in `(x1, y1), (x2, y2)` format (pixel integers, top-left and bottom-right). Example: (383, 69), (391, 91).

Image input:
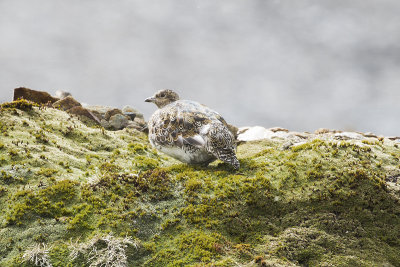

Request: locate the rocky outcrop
(9, 87), (147, 132)
(238, 125), (400, 144)
(85, 105), (147, 131)
(13, 87), (58, 104)
(52, 96), (82, 111)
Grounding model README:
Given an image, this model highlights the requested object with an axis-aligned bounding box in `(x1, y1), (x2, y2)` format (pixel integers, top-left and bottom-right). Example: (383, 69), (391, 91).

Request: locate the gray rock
(109, 114), (128, 130)
(122, 105), (144, 120)
(84, 105), (116, 118)
(123, 112), (136, 120)
(100, 119), (111, 129)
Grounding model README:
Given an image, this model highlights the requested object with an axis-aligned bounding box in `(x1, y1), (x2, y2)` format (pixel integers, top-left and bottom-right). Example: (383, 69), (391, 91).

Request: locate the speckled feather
(146, 90), (239, 169)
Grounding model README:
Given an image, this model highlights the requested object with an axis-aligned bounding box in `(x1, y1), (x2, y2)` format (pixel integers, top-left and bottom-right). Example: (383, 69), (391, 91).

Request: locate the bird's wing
(149, 105), (211, 149)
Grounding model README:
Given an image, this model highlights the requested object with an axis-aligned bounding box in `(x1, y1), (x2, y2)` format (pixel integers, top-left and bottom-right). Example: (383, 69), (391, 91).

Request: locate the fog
(1, 0), (399, 135)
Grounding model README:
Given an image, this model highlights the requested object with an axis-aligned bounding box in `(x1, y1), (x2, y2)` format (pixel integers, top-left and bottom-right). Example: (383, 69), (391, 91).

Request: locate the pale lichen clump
(22, 243), (52, 267)
(69, 232), (140, 267)
(0, 100), (400, 266)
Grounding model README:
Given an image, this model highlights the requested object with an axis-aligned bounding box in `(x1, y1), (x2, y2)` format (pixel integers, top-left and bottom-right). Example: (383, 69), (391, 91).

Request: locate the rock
(13, 87), (58, 104)
(123, 112), (136, 120)
(270, 127), (289, 133)
(122, 105), (144, 120)
(134, 117), (146, 125)
(334, 132), (364, 140)
(109, 114), (129, 130)
(105, 108), (123, 121)
(100, 119), (111, 129)
(89, 110), (103, 122)
(67, 106), (101, 124)
(126, 120), (146, 131)
(363, 132), (378, 138)
(84, 105), (115, 117)
(52, 96), (81, 111)
(291, 132), (309, 139)
(54, 90), (72, 99)
(315, 128), (330, 134)
(237, 126), (291, 141)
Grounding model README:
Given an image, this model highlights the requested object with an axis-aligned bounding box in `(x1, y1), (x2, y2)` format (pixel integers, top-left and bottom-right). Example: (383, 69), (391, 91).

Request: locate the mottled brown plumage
(145, 89), (239, 169)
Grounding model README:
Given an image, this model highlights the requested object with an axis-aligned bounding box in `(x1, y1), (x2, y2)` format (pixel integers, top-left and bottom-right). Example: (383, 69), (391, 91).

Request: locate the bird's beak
(145, 97), (155, 103)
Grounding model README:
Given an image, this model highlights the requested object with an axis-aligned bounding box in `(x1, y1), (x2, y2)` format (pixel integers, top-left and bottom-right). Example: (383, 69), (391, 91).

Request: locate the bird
(145, 89), (240, 169)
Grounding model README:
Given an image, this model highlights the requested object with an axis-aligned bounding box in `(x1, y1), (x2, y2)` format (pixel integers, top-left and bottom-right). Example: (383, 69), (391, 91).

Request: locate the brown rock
(126, 121), (148, 133)
(67, 106), (101, 124)
(52, 96), (81, 111)
(314, 128), (330, 134)
(292, 132), (309, 139)
(270, 127), (289, 133)
(89, 110), (103, 122)
(105, 108), (123, 121)
(134, 117), (147, 126)
(363, 132), (378, 138)
(13, 87), (58, 104)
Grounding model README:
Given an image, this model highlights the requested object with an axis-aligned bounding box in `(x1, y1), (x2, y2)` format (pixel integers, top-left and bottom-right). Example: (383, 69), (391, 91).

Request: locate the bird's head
(145, 89), (180, 108)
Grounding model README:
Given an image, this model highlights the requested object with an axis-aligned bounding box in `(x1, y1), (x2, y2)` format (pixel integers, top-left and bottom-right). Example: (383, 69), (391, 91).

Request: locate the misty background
(0, 0), (399, 135)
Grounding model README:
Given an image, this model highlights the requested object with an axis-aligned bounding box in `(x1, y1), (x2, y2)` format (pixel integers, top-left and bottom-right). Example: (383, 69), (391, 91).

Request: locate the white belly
(151, 141), (215, 164)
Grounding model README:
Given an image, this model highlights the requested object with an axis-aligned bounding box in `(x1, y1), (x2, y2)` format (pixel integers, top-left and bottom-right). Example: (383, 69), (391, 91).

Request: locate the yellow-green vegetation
(0, 100), (400, 266)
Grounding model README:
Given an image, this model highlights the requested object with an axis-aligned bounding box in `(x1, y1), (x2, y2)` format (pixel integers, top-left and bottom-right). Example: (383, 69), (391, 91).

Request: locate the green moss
(1, 104), (400, 266)
(146, 230), (224, 265)
(67, 203), (93, 230)
(0, 99), (36, 111)
(5, 180), (78, 225)
(49, 244), (72, 267)
(133, 155), (160, 170)
(36, 168), (59, 177)
(128, 142), (148, 154)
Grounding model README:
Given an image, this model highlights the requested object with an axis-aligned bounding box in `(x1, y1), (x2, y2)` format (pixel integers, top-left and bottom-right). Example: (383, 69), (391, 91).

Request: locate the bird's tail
(217, 148), (240, 169)
(206, 123), (240, 169)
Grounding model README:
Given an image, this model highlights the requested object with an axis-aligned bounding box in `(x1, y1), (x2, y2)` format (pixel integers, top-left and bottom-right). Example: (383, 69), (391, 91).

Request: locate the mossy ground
(0, 101), (400, 266)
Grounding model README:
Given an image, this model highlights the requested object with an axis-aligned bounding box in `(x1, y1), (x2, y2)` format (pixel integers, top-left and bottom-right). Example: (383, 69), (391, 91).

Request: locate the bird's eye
(160, 93), (165, 97)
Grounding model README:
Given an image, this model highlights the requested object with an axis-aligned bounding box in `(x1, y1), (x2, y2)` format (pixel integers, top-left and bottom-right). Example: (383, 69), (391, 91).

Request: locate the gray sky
(1, 0), (399, 135)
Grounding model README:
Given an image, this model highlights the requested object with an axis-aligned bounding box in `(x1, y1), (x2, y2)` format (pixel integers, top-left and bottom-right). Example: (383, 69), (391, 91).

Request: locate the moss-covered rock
(0, 100), (399, 266)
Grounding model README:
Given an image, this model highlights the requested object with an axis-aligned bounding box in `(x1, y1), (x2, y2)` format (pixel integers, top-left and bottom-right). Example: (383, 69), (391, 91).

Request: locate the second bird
(145, 89), (239, 169)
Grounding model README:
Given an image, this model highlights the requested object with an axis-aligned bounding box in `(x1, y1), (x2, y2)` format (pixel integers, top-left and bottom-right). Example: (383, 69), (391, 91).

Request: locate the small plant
(70, 232), (140, 267)
(22, 243), (53, 267)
